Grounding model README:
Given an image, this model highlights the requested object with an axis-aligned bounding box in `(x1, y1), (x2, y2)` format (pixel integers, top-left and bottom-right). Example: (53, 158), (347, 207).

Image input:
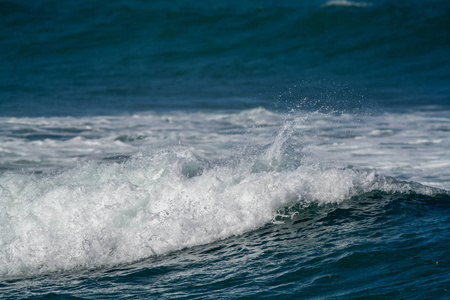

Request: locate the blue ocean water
(1, 0), (449, 299)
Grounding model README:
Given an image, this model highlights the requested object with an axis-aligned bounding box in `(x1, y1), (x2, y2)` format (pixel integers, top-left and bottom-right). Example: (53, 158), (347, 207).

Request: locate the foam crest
(1, 139), (443, 278)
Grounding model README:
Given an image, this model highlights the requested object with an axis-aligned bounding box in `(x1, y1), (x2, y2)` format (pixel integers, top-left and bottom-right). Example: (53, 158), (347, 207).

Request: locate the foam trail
(1, 108), (449, 189)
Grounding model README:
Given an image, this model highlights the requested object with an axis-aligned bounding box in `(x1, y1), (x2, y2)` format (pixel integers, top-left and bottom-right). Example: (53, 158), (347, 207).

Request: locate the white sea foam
(1, 108), (449, 187)
(0, 108), (449, 187)
(0, 108), (449, 277)
(0, 146), (439, 278)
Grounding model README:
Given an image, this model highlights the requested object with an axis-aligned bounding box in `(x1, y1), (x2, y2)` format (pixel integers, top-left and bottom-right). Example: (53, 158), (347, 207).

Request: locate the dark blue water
(1, 0), (449, 116)
(1, 0), (449, 298)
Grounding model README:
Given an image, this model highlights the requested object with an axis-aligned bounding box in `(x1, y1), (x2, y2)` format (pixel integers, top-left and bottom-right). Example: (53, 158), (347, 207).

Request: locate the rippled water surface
(1, 0), (449, 298)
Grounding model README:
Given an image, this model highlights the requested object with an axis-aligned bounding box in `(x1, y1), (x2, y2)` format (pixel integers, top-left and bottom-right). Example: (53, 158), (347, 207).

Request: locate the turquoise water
(1, 0), (449, 299)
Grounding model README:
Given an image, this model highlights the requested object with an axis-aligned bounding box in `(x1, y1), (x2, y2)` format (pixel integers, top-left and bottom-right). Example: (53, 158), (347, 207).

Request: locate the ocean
(1, 0), (449, 298)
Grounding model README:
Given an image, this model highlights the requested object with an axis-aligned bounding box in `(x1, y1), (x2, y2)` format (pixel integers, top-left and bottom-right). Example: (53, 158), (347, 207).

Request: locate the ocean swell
(0, 139), (444, 278)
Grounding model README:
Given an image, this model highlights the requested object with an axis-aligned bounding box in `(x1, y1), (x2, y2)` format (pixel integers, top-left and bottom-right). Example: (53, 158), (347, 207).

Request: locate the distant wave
(322, 0), (372, 7)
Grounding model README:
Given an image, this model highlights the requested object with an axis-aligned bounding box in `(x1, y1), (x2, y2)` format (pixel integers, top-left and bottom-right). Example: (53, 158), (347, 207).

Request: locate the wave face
(0, 108), (448, 279)
(0, 147), (395, 277)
